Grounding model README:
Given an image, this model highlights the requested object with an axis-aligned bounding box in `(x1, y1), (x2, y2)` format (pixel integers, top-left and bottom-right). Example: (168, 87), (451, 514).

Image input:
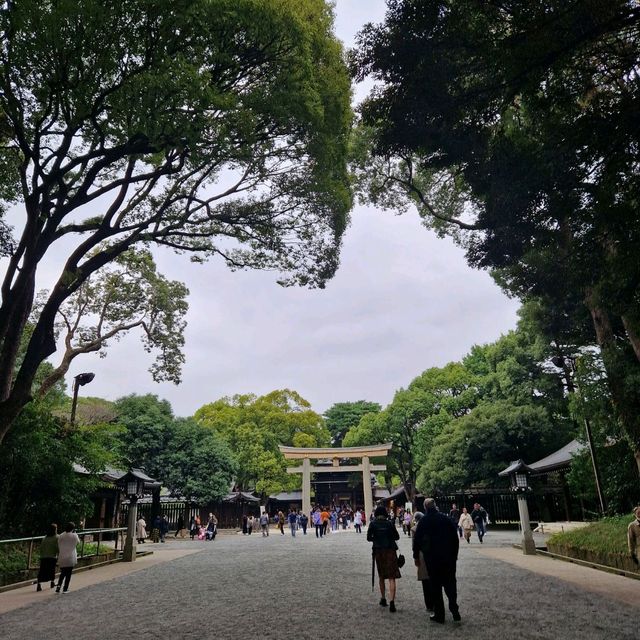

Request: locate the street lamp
(551, 355), (606, 514)
(499, 460), (536, 555)
(69, 372), (95, 427)
(117, 469), (158, 562)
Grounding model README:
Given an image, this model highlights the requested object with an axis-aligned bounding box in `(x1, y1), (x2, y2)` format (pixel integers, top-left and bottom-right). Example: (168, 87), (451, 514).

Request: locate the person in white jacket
(56, 522), (80, 593)
(458, 508), (474, 544)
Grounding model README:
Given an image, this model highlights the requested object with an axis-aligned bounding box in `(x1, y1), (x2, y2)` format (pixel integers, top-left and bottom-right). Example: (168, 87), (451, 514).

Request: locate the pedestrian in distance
(459, 507), (473, 543)
(368, 505), (401, 613)
(278, 510), (285, 535)
(403, 510), (412, 536)
(242, 514), (248, 535)
(413, 498), (461, 624)
(189, 516), (198, 540)
(160, 514), (169, 543)
(136, 516), (147, 544)
(354, 509), (363, 533)
(313, 508), (323, 538)
(259, 511), (270, 537)
(449, 503), (462, 539)
(36, 523), (58, 591)
(206, 513), (217, 541)
(321, 507), (330, 536)
(151, 515), (161, 542)
(55, 522), (80, 594)
(288, 509), (297, 537)
(300, 512), (308, 535)
(410, 512), (433, 613)
(470, 503), (488, 543)
(628, 505), (640, 566)
(175, 514), (185, 538)
(248, 514), (254, 535)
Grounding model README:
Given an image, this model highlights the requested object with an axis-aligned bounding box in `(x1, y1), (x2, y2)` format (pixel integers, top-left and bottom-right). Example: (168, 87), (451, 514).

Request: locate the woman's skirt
(37, 557), (57, 582)
(374, 549), (401, 579)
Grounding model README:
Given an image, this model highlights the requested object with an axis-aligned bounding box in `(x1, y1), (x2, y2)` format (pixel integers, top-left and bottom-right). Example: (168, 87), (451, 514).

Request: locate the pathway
(0, 528), (636, 639)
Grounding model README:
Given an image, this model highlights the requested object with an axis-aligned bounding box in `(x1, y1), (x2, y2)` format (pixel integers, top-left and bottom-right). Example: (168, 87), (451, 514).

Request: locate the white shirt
(57, 531), (80, 567)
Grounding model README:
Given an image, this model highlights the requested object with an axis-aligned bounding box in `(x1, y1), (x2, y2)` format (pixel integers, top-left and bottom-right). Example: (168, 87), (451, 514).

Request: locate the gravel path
(0, 528), (636, 639)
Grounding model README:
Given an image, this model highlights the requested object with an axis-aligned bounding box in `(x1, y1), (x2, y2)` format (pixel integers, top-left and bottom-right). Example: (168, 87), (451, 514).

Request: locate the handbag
(397, 553), (406, 568)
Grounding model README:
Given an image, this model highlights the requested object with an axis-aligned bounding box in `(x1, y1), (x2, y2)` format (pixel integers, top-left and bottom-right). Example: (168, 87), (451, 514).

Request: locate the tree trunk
(585, 291), (640, 479)
(621, 314), (640, 363)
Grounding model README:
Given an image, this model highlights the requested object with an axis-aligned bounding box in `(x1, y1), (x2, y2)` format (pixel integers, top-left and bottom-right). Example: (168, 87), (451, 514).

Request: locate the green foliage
(419, 401), (564, 493)
(343, 318), (576, 499)
(114, 394), (175, 480)
(0, 398), (121, 537)
(161, 418), (236, 504)
(194, 389), (329, 496)
(351, 0), (640, 469)
(0, 0), (353, 440)
(323, 400), (381, 446)
(37, 249), (189, 397)
(547, 516), (633, 557)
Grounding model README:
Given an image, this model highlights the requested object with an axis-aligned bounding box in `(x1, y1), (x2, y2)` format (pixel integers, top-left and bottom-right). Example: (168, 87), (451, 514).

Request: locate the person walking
(136, 515), (147, 544)
(367, 505), (401, 613)
(628, 506), (640, 566)
(189, 515), (198, 540)
(413, 498), (460, 624)
(321, 507), (330, 536)
(410, 512), (433, 613)
(403, 510), (412, 536)
(259, 511), (270, 537)
(288, 509), (297, 537)
(354, 509), (363, 534)
(55, 522), (80, 594)
(470, 503), (488, 543)
(277, 510), (285, 535)
(459, 507), (473, 544)
(313, 508), (323, 538)
(175, 514), (185, 538)
(206, 513), (218, 541)
(449, 504), (462, 539)
(300, 512), (308, 535)
(36, 523), (58, 591)
(160, 514), (169, 543)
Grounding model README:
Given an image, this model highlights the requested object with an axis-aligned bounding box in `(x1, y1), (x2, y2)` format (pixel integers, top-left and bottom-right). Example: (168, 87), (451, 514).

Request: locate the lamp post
(499, 460), (536, 555)
(551, 355), (606, 514)
(118, 470), (146, 562)
(69, 372), (95, 427)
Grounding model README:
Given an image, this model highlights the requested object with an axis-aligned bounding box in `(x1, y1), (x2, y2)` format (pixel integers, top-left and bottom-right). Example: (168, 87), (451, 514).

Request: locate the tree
(0, 0), (352, 442)
(161, 418), (236, 504)
(36, 249), (188, 397)
(352, 0), (640, 474)
(0, 396), (121, 536)
(194, 389), (330, 497)
(323, 400), (381, 446)
(419, 401), (564, 494)
(114, 393), (175, 480)
(343, 365), (478, 503)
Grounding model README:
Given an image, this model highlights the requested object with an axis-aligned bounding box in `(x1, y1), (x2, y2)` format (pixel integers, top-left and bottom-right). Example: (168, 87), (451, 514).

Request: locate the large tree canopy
(0, 0), (352, 441)
(351, 0), (640, 472)
(323, 400), (381, 446)
(194, 389), (330, 497)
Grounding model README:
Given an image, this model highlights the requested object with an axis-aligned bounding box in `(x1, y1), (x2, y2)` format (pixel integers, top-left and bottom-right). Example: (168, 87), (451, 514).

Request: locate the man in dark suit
(412, 498), (461, 624)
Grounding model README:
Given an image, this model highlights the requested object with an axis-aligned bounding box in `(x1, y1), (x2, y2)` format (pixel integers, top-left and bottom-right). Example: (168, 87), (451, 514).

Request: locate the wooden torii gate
(278, 443), (393, 519)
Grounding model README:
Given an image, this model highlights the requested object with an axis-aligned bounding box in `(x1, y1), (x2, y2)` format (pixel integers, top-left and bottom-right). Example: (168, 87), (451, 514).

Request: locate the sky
(50, 1), (520, 416)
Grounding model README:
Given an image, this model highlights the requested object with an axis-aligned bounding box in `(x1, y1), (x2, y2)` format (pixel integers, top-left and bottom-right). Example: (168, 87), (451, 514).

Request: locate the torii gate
(278, 443), (393, 519)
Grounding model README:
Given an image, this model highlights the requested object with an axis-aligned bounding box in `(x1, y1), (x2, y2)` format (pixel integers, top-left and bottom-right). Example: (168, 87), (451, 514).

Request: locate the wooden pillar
(362, 456), (373, 521)
(302, 457), (312, 517)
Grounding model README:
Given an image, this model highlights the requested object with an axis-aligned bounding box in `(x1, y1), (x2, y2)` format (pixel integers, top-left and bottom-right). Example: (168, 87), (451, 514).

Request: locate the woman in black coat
(367, 505), (401, 612)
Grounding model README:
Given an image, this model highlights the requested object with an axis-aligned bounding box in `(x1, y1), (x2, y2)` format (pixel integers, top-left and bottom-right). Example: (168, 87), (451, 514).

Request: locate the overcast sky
(58, 0), (520, 417)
